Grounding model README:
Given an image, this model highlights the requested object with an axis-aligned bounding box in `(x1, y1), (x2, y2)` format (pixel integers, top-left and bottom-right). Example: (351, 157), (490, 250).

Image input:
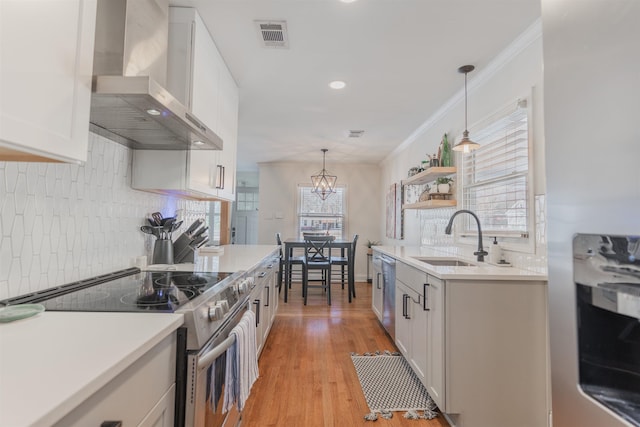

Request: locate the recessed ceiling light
(329, 80), (346, 90)
(340, 0), (358, 3)
(146, 109), (161, 116)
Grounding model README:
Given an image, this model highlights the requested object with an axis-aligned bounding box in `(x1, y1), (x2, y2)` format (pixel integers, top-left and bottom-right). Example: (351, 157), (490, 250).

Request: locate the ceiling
(169, 0), (541, 171)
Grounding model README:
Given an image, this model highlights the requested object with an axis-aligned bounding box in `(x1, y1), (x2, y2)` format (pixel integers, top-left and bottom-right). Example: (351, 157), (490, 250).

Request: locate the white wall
(543, 1), (640, 426)
(380, 23), (547, 271)
(257, 161), (382, 281)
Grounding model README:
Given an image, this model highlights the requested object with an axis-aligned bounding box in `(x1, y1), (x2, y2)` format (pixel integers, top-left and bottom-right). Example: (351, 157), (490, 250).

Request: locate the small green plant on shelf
(435, 177), (454, 193)
(436, 177), (454, 185)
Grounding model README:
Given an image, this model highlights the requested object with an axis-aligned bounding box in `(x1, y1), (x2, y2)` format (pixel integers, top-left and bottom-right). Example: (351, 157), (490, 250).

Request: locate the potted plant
(365, 240), (381, 255)
(436, 177), (454, 193)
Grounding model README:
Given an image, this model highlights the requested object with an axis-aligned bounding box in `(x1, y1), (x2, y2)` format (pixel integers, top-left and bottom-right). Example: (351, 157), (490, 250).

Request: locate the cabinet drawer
(397, 261), (427, 292)
(53, 334), (177, 427)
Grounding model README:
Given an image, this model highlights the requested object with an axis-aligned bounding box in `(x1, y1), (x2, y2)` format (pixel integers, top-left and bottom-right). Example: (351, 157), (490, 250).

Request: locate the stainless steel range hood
(89, 0), (222, 151)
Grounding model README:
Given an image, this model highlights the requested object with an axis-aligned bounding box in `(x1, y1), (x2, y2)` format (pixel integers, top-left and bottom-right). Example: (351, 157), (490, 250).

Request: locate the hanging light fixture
(311, 148), (337, 200)
(453, 65), (480, 153)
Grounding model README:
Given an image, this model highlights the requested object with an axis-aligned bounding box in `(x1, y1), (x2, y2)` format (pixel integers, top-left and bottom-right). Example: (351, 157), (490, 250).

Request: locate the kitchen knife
(196, 238), (209, 249)
(189, 234), (208, 249)
(185, 219), (204, 236)
(191, 226), (208, 240)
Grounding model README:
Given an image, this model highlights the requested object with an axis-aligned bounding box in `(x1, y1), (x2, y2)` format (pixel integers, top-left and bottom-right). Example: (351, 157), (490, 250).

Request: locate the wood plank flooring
(240, 281), (450, 427)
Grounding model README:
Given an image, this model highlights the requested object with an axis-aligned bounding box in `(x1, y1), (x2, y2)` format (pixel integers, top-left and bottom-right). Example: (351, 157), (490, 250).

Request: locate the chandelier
(311, 148), (337, 200)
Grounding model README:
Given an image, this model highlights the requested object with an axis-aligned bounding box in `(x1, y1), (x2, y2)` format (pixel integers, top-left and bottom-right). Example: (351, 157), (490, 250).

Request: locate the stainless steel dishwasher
(380, 254), (396, 339)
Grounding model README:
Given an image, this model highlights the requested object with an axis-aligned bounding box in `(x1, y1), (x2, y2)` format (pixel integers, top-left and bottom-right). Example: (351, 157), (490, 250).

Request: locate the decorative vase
(437, 183), (450, 193)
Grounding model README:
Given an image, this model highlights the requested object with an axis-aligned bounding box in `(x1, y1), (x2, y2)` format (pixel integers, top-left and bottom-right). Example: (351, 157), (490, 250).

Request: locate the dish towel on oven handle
(222, 310), (259, 412)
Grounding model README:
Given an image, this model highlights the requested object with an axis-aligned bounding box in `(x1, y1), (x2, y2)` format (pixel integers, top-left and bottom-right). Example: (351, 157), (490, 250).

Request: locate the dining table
(282, 238), (355, 303)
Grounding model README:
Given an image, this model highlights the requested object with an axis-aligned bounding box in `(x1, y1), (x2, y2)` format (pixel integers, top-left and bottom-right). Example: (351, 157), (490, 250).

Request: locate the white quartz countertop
(374, 245), (547, 281)
(146, 244), (278, 274)
(0, 311), (183, 427)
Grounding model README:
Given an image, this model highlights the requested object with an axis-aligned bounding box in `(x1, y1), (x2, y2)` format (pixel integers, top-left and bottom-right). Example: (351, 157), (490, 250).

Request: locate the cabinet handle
(376, 272), (382, 289)
(423, 283), (430, 311)
(215, 165), (225, 189)
(101, 422), (122, 427)
(265, 286), (270, 307)
(253, 299), (261, 326)
(403, 294), (410, 319)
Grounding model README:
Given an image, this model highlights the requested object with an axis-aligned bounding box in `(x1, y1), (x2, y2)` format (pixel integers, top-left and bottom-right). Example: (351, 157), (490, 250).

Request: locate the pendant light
(453, 65), (480, 153)
(311, 149), (337, 200)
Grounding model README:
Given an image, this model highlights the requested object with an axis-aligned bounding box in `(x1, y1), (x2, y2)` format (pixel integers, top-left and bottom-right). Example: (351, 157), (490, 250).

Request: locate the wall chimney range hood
(89, 0), (222, 151)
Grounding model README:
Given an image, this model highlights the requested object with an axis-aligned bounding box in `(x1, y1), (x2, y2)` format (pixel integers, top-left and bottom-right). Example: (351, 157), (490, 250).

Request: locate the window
(237, 188), (259, 211)
(460, 98), (532, 241)
(297, 185), (346, 239)
(207, 201), (222, 245)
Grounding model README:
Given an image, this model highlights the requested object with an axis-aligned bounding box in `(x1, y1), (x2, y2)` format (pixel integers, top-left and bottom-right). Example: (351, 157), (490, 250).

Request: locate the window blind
(298, 186), (346, 238)
(461, 100), (530, 237)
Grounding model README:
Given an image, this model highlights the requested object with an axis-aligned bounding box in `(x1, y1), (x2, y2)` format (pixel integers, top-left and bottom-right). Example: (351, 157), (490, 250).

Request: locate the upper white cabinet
(153, 6), (238, 201)
(0, 0), (97, 163)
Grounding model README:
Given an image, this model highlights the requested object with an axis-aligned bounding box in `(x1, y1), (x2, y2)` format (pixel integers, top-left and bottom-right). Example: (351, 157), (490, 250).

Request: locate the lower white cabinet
(249, 256), (279, 357)
(425, 275), (445, 410)
(53, 334), (177, 427)
(391, 259), (549, 427)
(396, 262), (429, 385)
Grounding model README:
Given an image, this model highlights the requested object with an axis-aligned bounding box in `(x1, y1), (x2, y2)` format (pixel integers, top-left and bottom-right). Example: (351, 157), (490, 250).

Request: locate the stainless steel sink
(412, 257), (477, 267)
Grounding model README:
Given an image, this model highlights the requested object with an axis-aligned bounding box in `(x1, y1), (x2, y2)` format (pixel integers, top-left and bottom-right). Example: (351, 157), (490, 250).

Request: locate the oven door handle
(197, 334), (236, 372)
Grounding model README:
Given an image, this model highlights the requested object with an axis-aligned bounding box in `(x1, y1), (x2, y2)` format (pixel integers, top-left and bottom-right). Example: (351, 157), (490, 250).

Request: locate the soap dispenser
(488, 237), (502, 264)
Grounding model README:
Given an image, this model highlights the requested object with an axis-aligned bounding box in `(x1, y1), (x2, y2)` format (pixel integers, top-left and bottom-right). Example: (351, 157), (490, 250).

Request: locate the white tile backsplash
(0, 133), (208, 300)
(418, 195), (548, 273)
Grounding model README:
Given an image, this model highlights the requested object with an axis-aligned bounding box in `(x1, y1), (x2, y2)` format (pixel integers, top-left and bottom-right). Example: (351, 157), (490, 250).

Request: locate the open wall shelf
(402, 167), (456, 186)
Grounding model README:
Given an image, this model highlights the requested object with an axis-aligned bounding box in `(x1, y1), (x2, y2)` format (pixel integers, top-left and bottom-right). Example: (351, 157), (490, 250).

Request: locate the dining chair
(302, 235), (334, 305)
(276, 232), (304, 293)
(331, 234), (358, 299)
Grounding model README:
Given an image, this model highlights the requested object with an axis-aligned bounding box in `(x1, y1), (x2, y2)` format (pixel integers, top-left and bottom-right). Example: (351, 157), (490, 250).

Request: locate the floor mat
(351, 352), (435, 413)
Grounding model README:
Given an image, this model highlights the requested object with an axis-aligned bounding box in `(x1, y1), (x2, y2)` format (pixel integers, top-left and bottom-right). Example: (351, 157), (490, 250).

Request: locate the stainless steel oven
(185, 301), (248, 427)
(574, 234), (640, 426)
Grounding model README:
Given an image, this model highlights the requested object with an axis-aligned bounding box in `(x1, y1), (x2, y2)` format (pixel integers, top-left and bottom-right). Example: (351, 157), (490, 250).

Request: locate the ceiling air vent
(347, 130), (365, 138)
(255, 20), (289, 48)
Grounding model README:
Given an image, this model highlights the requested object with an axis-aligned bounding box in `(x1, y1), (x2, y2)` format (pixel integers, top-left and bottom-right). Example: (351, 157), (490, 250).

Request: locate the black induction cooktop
(0, 268), (235, 313)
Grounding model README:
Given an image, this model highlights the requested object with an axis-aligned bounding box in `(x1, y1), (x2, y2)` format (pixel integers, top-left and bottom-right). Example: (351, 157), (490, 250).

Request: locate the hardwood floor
(240, 281), (450, 427)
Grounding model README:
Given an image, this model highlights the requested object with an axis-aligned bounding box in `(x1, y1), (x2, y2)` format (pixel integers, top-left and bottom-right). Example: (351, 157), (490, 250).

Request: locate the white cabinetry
(249, 256), (279, 357)
(137, 6), (238, 201)
(441, 279), (548, 427)
(53, 333), (177, 427)
(0, 0), (96, 163)
(389, 259), (548, 427)
(396, 262), (429, 385)
(425, 275), (445, 410)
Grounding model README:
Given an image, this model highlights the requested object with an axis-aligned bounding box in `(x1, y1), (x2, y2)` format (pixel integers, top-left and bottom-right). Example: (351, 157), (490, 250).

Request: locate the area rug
(351, 351), (438, 420)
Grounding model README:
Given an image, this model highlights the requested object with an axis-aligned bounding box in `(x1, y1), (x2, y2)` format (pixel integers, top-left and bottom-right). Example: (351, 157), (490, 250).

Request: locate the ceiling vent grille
(255, 20), (289, 48)
(347, 130), (365, 138)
